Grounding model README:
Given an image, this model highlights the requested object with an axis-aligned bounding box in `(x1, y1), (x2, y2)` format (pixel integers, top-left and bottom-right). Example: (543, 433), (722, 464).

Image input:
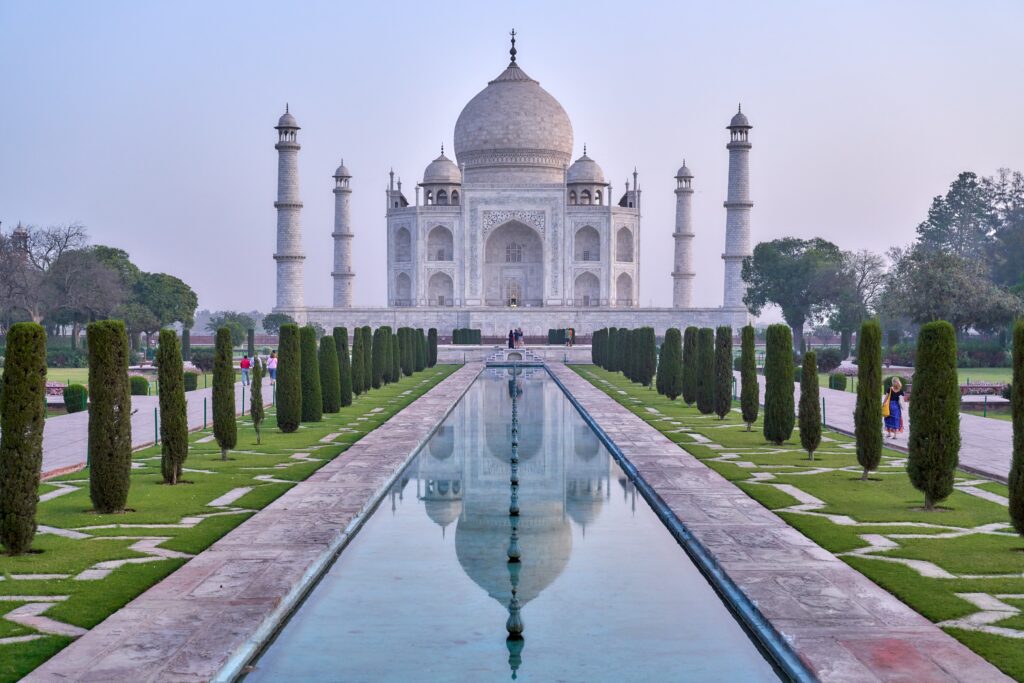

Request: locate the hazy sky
(2, 1), (1022, 315)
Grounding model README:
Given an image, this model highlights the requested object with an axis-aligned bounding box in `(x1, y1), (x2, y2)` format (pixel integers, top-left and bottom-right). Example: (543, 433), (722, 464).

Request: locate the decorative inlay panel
(482, 210), (546, 238)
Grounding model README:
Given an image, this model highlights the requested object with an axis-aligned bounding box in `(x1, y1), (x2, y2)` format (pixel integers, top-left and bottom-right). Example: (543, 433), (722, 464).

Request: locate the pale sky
(1, 1), (1022, 315)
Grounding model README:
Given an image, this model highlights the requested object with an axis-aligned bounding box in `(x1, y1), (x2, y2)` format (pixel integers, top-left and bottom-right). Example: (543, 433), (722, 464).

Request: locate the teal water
(246, 368), (780, 682)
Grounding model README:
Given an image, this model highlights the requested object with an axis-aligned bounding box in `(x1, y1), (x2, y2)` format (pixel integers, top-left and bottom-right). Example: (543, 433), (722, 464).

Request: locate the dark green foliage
(399, 328), (414, 377)
(621, 329), (634, 381)
(714, 326), (733, 419)
(300, 325), (323, 423)
(592, 328), (604, 367)
(763, 324), (795, 445)
(334, 327), (352, 407)
(0, 322), (46, 554)
(213, 327), (237, 459)
(659, 328), (683, 400)
(157, 329), (188, 484)
(87, 320), (132, 513)
(380, 327), (392, 384)
(695, 328), (715, 414)
(415, 328), (427, 372)
(63, 384), (88, 413)
(907, 321), (960, 510)
(371, 328), (385, 389)
(247, 328), (255, 358)
(428, 328), (438, 367)
(816, 347), (843, 373)
(46, 347), (87, 368)
(184, 372), (199, 392)
(276, 324), (301, 432)
(855, 320), (883, 479)
(798, 351), (822, 460)
(793, 365), (803, 383)
(129, 375), (149, 396)
(190, 348), (215, 372)
(1011, 321), (1024, 536)
(828, 372), (848, 391)
(616, 328), (629, 378)
(391, 334), (400, 383)
(350, 327), (365, 395)
(638, 327), (657, 387)
(361, 326), (373, 388)
(740, 325), (759, 430)
(182, 327), (191, 361)
(606, 327), (618, 372)
(250, 356), (264, 444)
(451, 328), (482, 344)
(319, 336), (341, 413)
(682, 327), (698, 406)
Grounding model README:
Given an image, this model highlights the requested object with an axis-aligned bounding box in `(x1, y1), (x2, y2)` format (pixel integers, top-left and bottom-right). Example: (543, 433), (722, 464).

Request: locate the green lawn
(575, 365), (1024, 682)
(0, 365), (457, 682)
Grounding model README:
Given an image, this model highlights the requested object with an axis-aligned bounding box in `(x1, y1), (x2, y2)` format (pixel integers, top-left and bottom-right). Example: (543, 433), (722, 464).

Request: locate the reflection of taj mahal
(273, 34), (752, 335)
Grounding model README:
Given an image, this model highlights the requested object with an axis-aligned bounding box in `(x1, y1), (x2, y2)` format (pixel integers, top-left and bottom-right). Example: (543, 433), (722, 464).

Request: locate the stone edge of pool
(550, 363), (1011, 683)
(21, 363), (484, 683)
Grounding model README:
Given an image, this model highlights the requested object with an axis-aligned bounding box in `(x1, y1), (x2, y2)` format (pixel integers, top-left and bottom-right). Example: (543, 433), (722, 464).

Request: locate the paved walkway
(41, 379), (274, 479)
(556, 363), (1009, 683)
(738, 372), (1014, 483)
(24, 363), (482, 683)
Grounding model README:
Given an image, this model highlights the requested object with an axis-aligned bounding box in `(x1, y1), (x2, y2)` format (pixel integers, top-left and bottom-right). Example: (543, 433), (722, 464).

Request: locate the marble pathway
(555, 363), (1009, 683)
(24, 363), (482, 683)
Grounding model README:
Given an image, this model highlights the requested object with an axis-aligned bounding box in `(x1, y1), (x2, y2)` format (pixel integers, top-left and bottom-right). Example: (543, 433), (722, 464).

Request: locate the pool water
(246, 368), (780, 682)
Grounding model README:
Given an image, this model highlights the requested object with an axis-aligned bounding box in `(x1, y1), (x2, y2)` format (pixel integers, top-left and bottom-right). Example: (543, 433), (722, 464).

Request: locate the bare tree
(43, 249), (123, 346)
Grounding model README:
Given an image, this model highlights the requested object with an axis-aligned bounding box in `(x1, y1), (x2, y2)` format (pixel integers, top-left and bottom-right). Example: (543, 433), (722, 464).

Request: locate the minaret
(274, 105), (305, 311)
(332, 159), (354, 307)
(722, 105), (753, 309)
(672, 162), (695, 308)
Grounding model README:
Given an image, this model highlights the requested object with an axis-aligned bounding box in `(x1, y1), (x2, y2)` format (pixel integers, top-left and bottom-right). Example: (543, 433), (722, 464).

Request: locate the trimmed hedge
(129, 375), (149, 396)
(798, 351), (822, 460)
(740, 325), (759, 430)
(157, 329), (188, 484)
(816, 347), (843, 373)
(184, 372), (199, 392)
(300, 325), (323, 423)
(828, 372), (848, 391)
(682, 327), (698, 406)
(452, 328), (482, 345)
(213, 327), (237, 460)
(319, 335), (341, 413)
(87, 320), (132, 514)
(276, 324), (302, 433)
(63, 383), (88, 413)
(763, 324), (795, 445)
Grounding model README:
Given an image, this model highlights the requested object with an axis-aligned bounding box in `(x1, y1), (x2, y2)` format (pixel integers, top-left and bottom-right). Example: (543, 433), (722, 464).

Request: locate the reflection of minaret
(506, 362), (524, 676)
(417, 424), (462, 537)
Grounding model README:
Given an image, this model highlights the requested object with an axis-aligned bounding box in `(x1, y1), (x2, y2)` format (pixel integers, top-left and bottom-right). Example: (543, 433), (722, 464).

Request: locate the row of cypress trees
(591, 327), (657, 386)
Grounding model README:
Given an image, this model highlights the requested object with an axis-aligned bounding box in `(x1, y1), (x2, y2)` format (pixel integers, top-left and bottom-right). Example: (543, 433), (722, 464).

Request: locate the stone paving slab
(553, 363), (1010, 683)
(24, 363), (482, 683)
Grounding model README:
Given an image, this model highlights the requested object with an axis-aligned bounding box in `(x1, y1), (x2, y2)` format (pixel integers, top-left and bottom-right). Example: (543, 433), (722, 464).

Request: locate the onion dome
(422, 149), (462, 184)
(728, 104), (751, 129)
(333, 159), (352, 179)
(276, 104), (299, 130)
(675, 161), (693, 179)
(566, 149), (606, 185)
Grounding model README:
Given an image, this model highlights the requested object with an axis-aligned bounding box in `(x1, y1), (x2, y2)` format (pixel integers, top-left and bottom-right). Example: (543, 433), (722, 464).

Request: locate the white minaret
(274, 105), (305, 311)
(672, 161), (695, 308)
(332, 160), (354, 307)
(722, 105), (753, 310)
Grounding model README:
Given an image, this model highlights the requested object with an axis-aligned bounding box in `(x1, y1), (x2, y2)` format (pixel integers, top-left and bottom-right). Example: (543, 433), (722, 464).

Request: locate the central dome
(454, 61), (573, 183)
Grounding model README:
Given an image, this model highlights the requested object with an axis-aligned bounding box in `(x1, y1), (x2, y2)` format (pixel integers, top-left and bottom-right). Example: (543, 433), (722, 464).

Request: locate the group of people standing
(238, 351), (279, 386)
(507, 328), (525, 349)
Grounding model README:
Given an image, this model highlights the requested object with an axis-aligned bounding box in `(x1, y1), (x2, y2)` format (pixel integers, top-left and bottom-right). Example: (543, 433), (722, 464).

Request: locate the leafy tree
(276, 324), (301, 432)
(262, 312), (295, 336)
(660, 328), (683, 400)
(334, 327), (352, 407)
(351, 327), (365, 395)
(300, 325), (323, 422)
(763, 324), (795, 445)
(0, 322), (46, 554)
(251, 356), (264, 444)
(206, 311), (255, 348)
(916, 171), (996, 260)
(135, 272), (198, 330)
(157, 329), (187, 484)
(428, 328), (438, 367)
(742, 237), (844, 351)
(213, 327), (237, 460)
(695, 328), (715, 414)
(740, 325), (759, 431)
(682, 326), (698, 406)
(87, 319), (132, 513)
(1011, 320), (1024, 536)
(42, 249), (123, 346)
(855, 319), (883, 480)
(907, 321), (959, 510)
(319, 335), (341, 413)
(714, 326), (733, 419)
(827, 249), (887, 357)
(116, 301), (159, 351)
(988, 169), (1024, 291)
(798, 351), (822, 460)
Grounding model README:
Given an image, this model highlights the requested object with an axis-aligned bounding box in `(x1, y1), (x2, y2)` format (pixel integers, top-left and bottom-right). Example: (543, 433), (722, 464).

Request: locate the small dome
(567, 152), (605, 185)
(728, 106), (751, 129)
(276, 106), (299, 129)
(675, 161), (693, 179)
(333, 159), (351, 178)
(422, 151), (462, 185)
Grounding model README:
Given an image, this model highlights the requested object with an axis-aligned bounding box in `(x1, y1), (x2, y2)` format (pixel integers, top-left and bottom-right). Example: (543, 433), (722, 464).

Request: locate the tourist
(267, 350), (278, 384)
(508, 329), (514, 349)
(240, 354), (251, 386)
(883, 377), (904, 438)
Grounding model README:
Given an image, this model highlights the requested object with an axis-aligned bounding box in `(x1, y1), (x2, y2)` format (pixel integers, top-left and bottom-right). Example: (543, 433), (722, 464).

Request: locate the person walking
(883, 377), (905, 438)
(267, 350), (278, 384)
(508, 329), (515, 349)
(240, 354), (251, 386)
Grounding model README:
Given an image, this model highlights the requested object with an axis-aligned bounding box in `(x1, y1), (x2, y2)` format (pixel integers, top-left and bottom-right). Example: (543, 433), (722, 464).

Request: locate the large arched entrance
(616, 272), (633, 305)
(484, 221), (544, 307)
(427, 272), (454, 306)
(573, 271), (600, 306)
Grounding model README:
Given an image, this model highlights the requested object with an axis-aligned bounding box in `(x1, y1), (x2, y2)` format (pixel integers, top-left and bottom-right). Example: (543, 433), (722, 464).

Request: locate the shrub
(0, 322), (46, 554)
(907, 321), (959, 510)
(695, 328), (715, 414)
(63, 383), (88, 413)
(828, 372), (848, 391)
(130, 375), (149, 396)
(739, 326), (759, 431)
(714, 326), (733, 419)
(883, 343), (916, 367)
(957, 339), (1009, 368)
(46, 347), (87, 368)
(251, 355), (265, 444)
(1011, 320), (1024, 537)
(816, 347), (843, 373)
(213, 327), (237, 460)
(190, 348), (215, 372)
(87, 320), (132, 514)
(855, 320), (883, 480)
(157, 330), (188, 484)
(1004, 383), (1013, 401)
(682, 327), (698, 406)
(334, 327), (352, 407)
(184, 372), (199, 392)
(319, 336), (341, 413)
(300, 325), (323, 423)
(276, 324), (301, 432)
(182, 327), (191, 361)
(798, 351), (822, 460)
(428, 328), (438, 367)
(763, 324), (795, 445)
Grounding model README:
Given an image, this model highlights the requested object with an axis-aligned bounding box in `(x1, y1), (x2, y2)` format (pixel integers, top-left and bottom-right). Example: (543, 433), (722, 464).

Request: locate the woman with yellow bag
(883, 377), (905, 438)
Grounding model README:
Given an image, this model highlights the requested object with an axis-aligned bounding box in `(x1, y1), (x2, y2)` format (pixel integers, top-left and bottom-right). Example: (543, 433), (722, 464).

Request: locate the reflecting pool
(246, 368), (780, 682)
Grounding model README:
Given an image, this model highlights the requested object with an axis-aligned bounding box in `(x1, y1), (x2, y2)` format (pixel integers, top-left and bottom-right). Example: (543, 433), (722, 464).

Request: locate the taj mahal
(273, 34), (753, 336)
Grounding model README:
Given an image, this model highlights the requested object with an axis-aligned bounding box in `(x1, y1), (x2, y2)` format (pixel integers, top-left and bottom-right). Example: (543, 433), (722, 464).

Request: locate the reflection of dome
(566, 479), (605, 528)
(422, 152), (461, 184)
(429, 425), (455, 460)
(566, 152), (605, 185)
(424, 497), (462, 528)
(573, 424), (601, 460)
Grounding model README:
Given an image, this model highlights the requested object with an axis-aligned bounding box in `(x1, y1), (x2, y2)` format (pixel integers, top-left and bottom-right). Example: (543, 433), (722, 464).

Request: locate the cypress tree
(0, 322), (46, 554)
(682, 326), (698, 406)
(300, 325), (323, 422)
(247, 328), (255, 359)
(763, 324), (795, 445)
(638, 328), (657, 387)
(400, 328), (414, 377)
(391, 334), (400, 382)
(371, 327), (385, 388)
(351, 327), (365, 395)
(604, 327), (616, 372)
(907, 321), (959, 510)
(1011, 320), (1024, 537)
(182, 327), (191, 361)
(276, 324), (302, 433)
(740, 325), (759, 431)
(798, 351), (822, 460)
(592, 328), (603, 367)
(696, 328), (715, 414)
(334, 327), (352, 407)
(714, 326), (733, 419)
(251, 356), (264, 444)
(380, 327), (392, 384)
(87, 320), (132, 513)
(415, 328), (427, 372)
(361, 326), (373, 389)
(213, 327), (237, 460)
(157, 329), (187, 484)
(428, 328), (438, 367)
(319, 336), (341, 413)
(661, 328), (683, 400)
(855, 319), (883, 480)
(617, 328), (630, 375)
